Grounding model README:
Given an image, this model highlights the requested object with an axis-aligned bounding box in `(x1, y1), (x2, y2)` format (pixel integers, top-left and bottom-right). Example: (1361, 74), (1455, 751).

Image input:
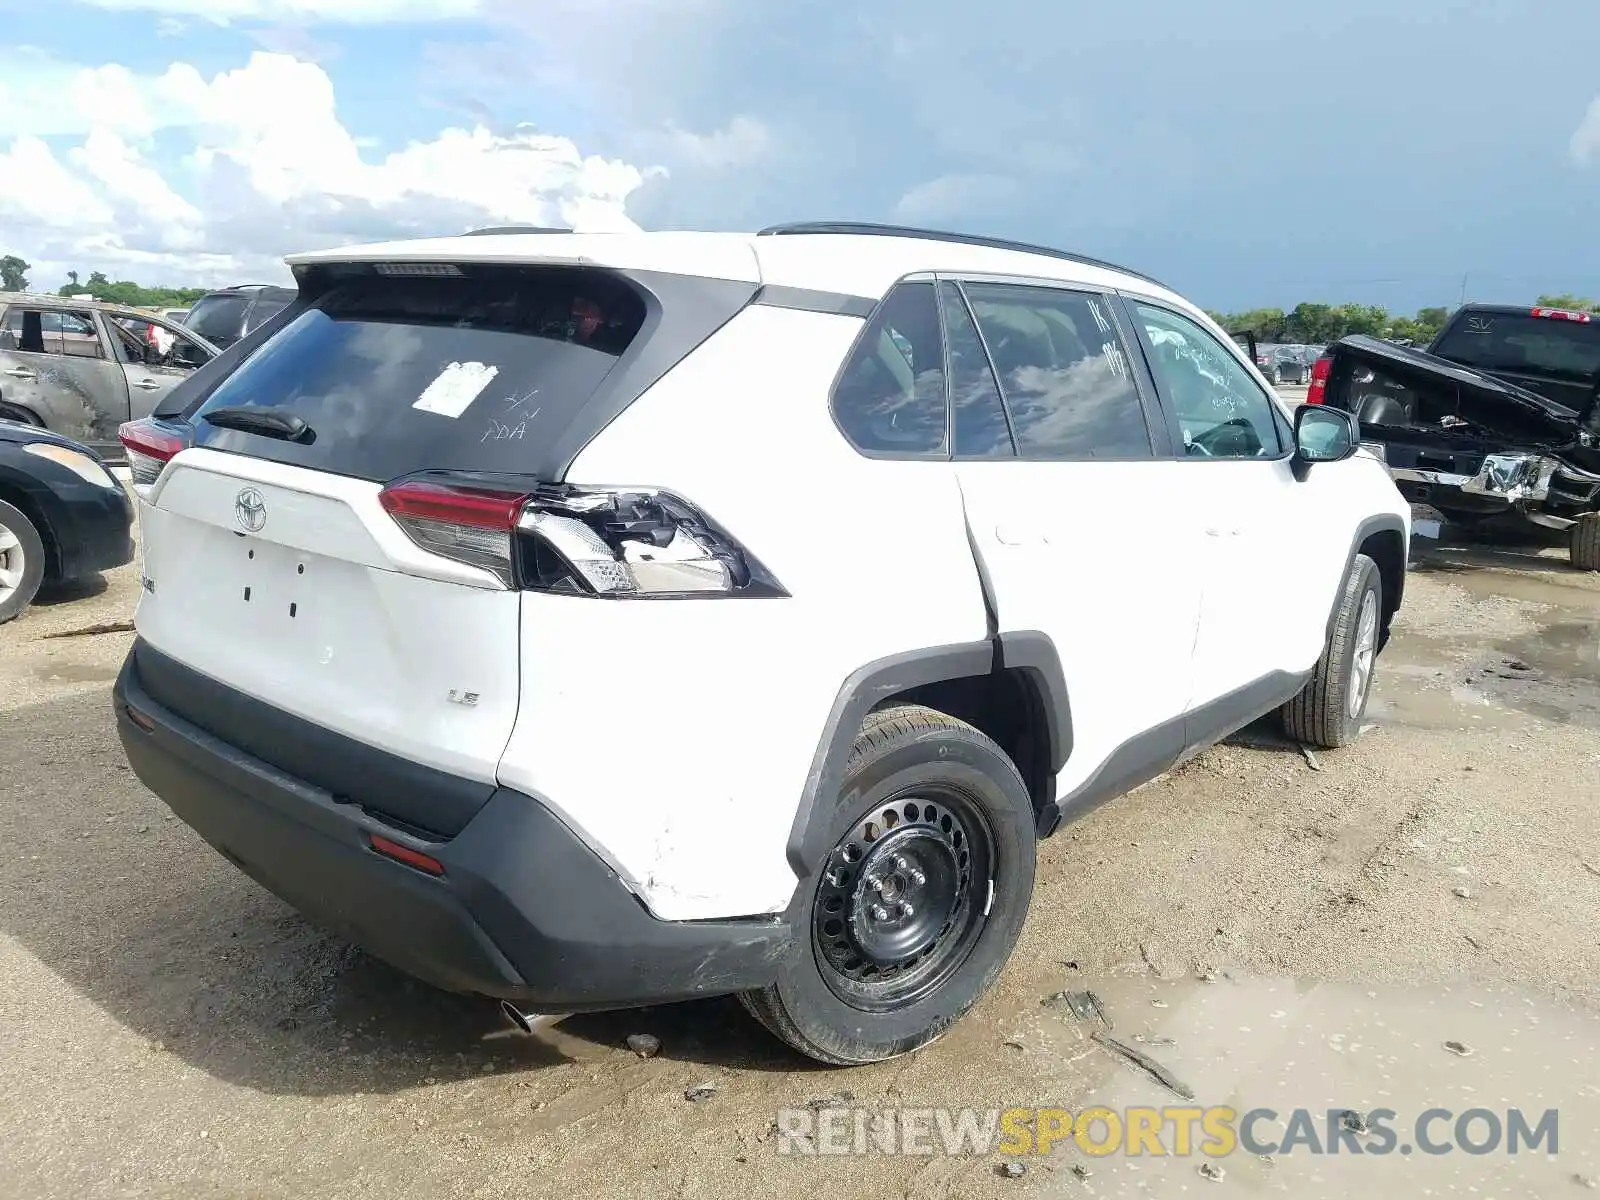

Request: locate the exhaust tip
(500, 1000), (535, 1034)
(499, 1000), (563, 1037)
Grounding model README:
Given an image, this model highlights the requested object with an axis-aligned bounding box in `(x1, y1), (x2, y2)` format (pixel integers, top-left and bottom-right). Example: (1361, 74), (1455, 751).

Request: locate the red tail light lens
(1531, 306), (1592, 323)
(378, 480), (529, 587)
(117, 419), (187, 486)
(1305, 355), (1333, 405)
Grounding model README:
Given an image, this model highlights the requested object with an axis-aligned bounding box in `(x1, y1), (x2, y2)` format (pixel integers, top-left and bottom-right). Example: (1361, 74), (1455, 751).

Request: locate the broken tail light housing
(377, 477), (787, 598)
(1306, 354), (1333, 405)
(117, 418), (189, 486)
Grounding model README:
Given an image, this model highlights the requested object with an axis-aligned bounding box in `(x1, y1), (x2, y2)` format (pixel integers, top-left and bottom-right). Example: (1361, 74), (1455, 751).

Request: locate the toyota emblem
(234, 487), (267, 533)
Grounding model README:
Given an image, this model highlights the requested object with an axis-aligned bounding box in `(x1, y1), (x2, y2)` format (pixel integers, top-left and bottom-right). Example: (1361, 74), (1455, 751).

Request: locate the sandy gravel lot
(2, 513), (1598, 1199)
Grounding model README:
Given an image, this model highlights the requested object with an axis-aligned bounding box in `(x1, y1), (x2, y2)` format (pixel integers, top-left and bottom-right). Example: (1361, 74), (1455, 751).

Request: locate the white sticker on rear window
(412, 361), (500, 418)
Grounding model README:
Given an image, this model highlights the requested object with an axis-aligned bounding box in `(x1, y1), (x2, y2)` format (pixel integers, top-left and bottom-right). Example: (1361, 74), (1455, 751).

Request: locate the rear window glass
(1433, 312), (1600, 383)
(189, 266), (646, 482)
(185, 294), (250, 344)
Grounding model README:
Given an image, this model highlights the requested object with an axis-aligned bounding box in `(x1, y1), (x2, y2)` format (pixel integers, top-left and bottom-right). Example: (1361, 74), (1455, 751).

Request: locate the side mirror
(1292, 405), (1358, 478)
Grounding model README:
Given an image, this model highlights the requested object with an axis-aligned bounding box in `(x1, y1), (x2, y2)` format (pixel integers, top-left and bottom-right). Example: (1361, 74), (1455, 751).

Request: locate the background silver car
(0, 293), (219, 458)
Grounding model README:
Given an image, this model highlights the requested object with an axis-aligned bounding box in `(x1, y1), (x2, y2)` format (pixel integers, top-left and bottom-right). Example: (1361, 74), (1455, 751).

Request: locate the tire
(0, 402), (43, 427)
(0, 498), (47, 625)
(1280, 553), (1382, 749)
(740, 705), (1037, 1065)
(1570, 513), (1600, 572)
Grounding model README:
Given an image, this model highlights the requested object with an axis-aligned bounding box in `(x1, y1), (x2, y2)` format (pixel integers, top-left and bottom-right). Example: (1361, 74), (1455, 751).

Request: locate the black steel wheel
(812, 786), (994, 1011)
(741, 704), (1036, 1065)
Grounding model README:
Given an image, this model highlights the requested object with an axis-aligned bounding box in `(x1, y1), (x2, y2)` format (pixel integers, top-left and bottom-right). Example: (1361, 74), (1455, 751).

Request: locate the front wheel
(1571, 513), (1600, 572)
(0, 498), (46, 625)
(741, 705), (1036, 1065)
(1279, 553), (1382, 749)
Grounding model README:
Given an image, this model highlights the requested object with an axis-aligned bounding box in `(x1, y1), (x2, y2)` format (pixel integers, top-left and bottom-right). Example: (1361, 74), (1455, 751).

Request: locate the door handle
(3, 368), (35, 380)
(132, 379), (162, 391)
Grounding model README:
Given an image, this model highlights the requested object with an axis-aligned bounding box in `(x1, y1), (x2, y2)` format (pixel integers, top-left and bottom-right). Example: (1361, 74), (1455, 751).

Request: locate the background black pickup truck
(1310, 303), (1600, 569)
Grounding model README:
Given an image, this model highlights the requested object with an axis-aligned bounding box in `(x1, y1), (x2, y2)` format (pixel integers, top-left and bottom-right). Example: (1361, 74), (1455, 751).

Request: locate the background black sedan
(0, 419), (134, 624)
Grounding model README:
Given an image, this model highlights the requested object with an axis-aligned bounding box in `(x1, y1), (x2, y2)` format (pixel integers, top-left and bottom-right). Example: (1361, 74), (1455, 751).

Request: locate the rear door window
(189, 265), (647, 482)
(1, 308), (103, 358)
(940, 282), (1013, 458)
(962, 283), (1151, 458)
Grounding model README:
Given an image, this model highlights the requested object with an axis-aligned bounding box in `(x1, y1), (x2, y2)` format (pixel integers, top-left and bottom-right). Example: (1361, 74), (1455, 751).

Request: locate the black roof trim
(756, 221), (1167, 289)
(461, 225), (573, 237)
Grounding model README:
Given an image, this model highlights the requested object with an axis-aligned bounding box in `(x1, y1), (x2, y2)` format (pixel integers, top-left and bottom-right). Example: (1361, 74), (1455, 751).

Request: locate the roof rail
(756, 221), (1166, 289)
(461, 225), (573, 237)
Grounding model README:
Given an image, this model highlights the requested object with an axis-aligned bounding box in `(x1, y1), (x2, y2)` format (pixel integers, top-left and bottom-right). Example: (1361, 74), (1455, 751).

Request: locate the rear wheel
(0, 498), (46, 624)
(1280, 553), (1381, 749)
(0, 402), (43, 427)
(1571, 513), (1600, 572)
(741, 705), (1036, 1065)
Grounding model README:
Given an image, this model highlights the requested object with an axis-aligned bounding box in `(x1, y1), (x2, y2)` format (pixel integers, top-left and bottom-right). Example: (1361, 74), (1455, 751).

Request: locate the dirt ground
(3, 507), (1599, 1199)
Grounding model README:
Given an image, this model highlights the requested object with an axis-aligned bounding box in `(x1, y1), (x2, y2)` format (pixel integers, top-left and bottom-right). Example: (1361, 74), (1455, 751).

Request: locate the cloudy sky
(1, 0), (1597, 313)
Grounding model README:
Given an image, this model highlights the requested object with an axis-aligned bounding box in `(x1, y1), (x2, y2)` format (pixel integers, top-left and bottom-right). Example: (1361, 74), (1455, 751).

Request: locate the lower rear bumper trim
(115, 644), (794, 1012)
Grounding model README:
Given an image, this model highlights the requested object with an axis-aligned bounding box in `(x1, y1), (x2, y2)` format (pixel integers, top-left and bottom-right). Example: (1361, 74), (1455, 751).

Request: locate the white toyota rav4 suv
(115, 222), (1408, 1065)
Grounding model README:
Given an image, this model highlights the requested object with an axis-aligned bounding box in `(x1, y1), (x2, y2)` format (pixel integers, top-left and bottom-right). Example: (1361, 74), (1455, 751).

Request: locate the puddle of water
(1025, 976), (1599, 1198)
(1502, 620), (1600, 685)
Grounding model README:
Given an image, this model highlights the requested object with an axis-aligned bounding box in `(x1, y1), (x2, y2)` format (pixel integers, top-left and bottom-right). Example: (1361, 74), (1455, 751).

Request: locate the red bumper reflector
(369, 833), (446, 876)
(124, 705), (156, 732)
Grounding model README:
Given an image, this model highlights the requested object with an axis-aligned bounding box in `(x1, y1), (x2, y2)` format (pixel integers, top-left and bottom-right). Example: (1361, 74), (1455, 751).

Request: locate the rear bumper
(58, 480), (134, 578)
(114, 645), (793, 1012)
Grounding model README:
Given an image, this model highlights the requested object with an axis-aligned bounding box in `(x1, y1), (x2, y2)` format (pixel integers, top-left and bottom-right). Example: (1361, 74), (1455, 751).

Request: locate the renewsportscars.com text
(774, 1105), (1560, 1158)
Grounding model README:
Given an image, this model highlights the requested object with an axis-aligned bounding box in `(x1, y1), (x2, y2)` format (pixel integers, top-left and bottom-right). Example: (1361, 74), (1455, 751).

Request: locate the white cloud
(652, 116), (770, 171)
(892, 173), (1021, 224)
(1572, 97), (1600, 167)
(71, 0), (480, 22)
(0, 51), (656, 288)
(0, 137), (114, 230)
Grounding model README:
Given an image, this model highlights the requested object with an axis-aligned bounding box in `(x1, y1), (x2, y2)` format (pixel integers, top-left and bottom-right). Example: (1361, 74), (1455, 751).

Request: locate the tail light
(378, 480), (525, 587)
(1305, 355), (1333, 405)
(117, 419), (188, 486)
(1531, 307), (1592, 323)
(377, 477), (787, 598)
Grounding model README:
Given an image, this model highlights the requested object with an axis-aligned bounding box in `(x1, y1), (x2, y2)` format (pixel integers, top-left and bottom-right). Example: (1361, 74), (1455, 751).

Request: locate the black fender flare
(784, 632), (1072, 876)
(1329, 514), (1408, 646)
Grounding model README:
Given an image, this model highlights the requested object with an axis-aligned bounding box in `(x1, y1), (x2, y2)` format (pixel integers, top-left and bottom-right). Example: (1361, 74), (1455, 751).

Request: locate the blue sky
(1, 0), (1597, 314)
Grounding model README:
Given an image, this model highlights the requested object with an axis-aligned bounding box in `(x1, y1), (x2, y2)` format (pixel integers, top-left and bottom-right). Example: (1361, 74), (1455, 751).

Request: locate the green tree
(1283, 302), (1337, 342)
(0, 254), (29, 292)
(57, 270), (80, 295)
(1535, 293), (1599, 312)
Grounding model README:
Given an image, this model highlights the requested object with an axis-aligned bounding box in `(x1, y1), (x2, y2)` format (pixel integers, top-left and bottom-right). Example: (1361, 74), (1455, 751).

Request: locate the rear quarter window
(830, 280), (948, 457)
(244, 291), (295, 334)
(189, 265), (647, 482)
